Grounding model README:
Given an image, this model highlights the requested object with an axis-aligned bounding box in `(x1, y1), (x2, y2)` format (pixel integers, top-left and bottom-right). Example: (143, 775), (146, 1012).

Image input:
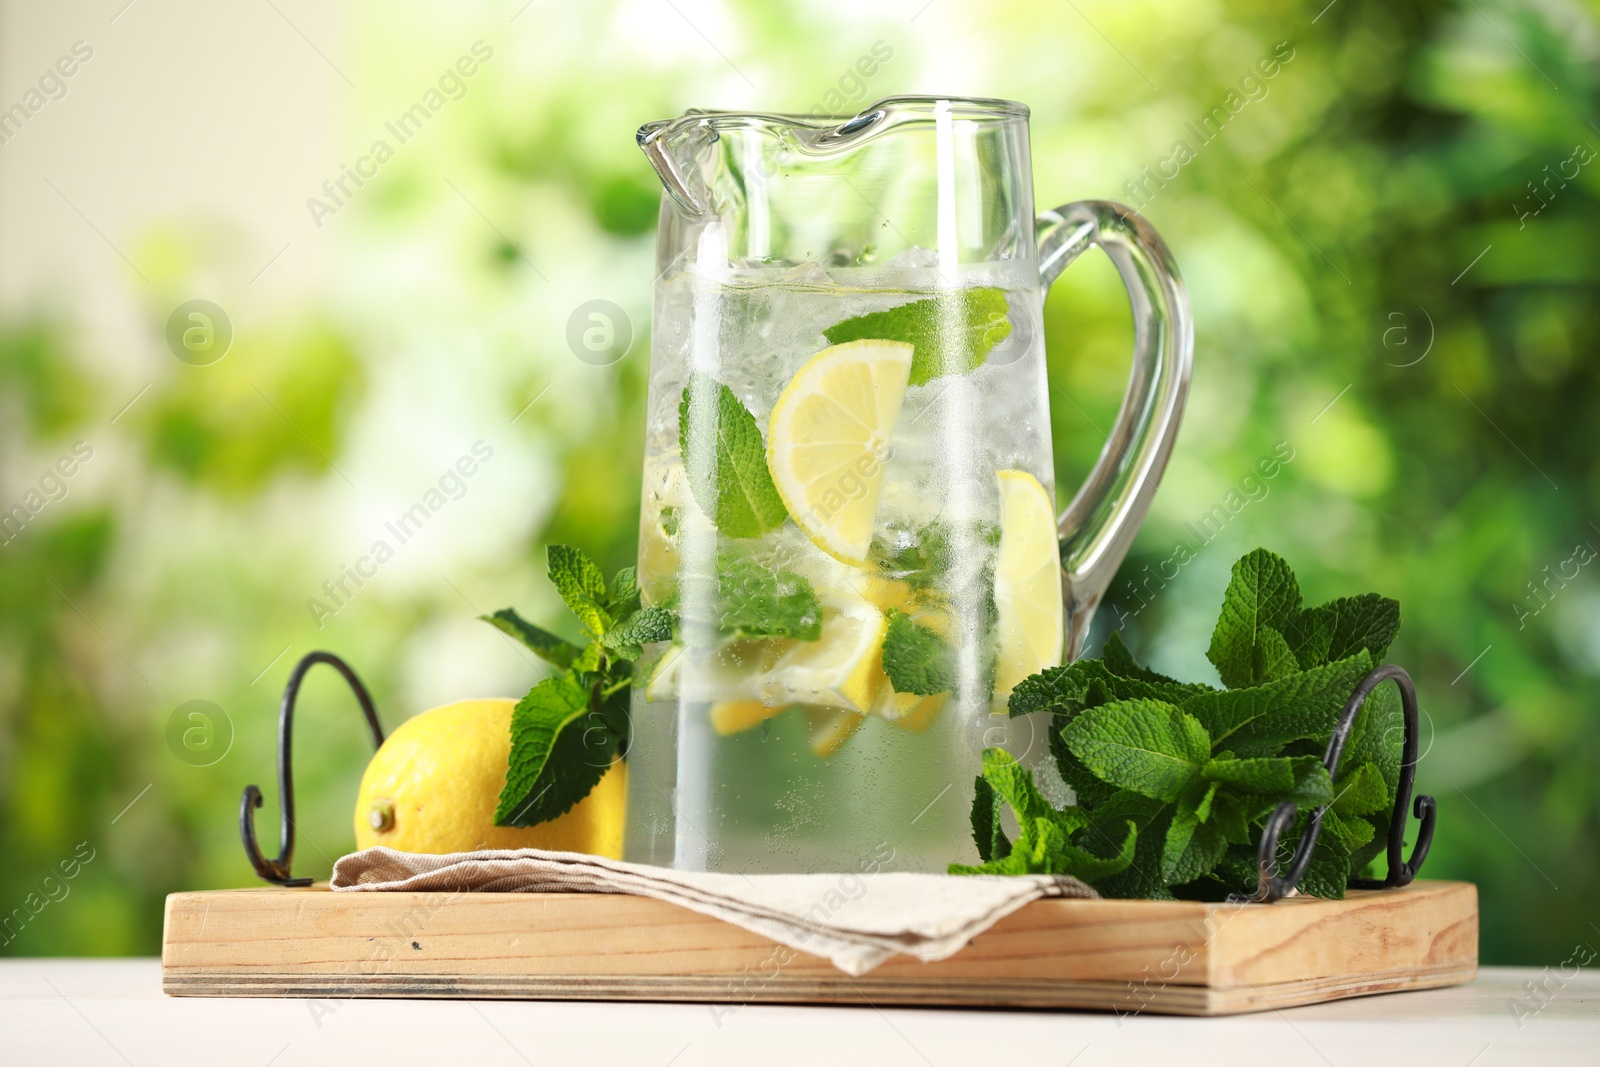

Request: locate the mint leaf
(1324, 809), (1377, 851)
(954, 750), (1128, 882)
(480, 608), (581, 670)
(1321, 594), (1401, 662)
(1207, 548), (1303, 688)
(1212, 846), (1264, 897)
(1023, 659), (1213, 809)
(1061, 699), (1212, 802)
(1339, 680), (1402, 877)
(679, 374), (787, 538)
(950, 831), (1053, 876)
(1290, 824), (1351, 900)
(1010, 658), (1213, 719)
(1062, 819), (1139, 881)
(1281, 608), (1332, 669)
(548, 545), (613, 638)
(1202, 755), (1302, 794)
(600, 605), (676, 661)
(881, 610), (955, 695)
(1332, 761), (1389, 816)
(1208, 792), (1259, 846)
(1085, 792), (1176, 899)
(1192, 779), (1219, 822)
(952, 816), (1135, 882)
(1179, 651), (1373, 756)
(698, 554), (823, 640)
(970, 775), (1012, 863)
(608, 566), (641, 618)
(571, 641), (603, 673)
(1284, 594), (1400, 670)
(871, 519), (999, 592)
(495, 675), (625, 826)
(1252, 626), (1299, 683)
(951, 819), (1053, 876)
(1045, 717), (1116, 808)
(979, 748), (1086, 834)
(1341, 678), (1403, 799)
(823, 288), (1012, 386)
(1284, 757), (1336, 807)
(1201, 754), (1332, 808)
(1102, 631), (1180, 684)
(1045, 819), (1137, 882)
(1162, 796), (1228, 885)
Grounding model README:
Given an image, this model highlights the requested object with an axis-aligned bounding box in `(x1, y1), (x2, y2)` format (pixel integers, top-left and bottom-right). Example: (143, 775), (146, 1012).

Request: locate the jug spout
(637, 102), (917, 219)
(637, 115), (721, 218)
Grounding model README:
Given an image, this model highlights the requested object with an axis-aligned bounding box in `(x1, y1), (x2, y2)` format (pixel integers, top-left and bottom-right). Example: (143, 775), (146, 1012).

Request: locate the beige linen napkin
(330, 846), (1094, 976)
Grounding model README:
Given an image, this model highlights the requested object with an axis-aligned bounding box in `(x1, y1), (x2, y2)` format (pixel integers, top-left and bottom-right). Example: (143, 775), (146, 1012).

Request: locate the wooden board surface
(161, 880), (1477, 1016)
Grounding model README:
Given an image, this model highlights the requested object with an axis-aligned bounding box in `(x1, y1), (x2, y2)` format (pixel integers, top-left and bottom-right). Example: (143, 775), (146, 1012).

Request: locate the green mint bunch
(953, 548), (1403, 900)
(483, 545), (675, 827)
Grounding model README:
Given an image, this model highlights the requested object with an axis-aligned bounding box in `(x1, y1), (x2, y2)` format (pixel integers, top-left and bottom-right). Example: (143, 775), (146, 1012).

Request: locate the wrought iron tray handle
(1254, 663), (1436, 902)
(239, 651), (383, 887)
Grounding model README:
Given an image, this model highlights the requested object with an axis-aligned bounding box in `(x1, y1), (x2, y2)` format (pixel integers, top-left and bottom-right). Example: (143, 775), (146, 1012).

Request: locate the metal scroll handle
(1037, 202), (1194, 661)
(239, 651), (383, 887)
(1254, 663), (1437, 902)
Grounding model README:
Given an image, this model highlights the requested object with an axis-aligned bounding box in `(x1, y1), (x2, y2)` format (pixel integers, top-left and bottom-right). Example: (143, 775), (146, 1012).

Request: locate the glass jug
(626, 96), (1191, 873)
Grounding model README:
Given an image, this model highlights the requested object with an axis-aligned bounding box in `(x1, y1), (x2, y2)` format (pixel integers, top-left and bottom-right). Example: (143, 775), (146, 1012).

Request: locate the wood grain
(161, 880), (1477, 1016)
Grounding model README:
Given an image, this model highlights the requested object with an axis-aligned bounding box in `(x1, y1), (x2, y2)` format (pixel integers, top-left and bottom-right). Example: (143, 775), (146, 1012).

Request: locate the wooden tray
(161, 880), (1477, 1016)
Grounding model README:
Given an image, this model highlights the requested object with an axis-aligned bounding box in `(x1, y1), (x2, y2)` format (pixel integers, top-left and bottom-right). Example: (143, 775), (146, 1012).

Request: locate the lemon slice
(709, 699), (787, 736)
(859, 575), (915, 616)
(768, 598), (888, 713)
(803, 707), (865, 757)
(992, 469), (1064, 698)
(874, 688), (945, 732)
(767, 339), (913, 566)
(643, 646), (682, 702)
(637, 457), (690, 588)
(645, 641), (788, 703)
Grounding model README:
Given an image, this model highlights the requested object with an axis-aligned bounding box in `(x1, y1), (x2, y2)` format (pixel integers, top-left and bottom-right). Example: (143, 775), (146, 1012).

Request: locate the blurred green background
(1, 0), (1595, 966)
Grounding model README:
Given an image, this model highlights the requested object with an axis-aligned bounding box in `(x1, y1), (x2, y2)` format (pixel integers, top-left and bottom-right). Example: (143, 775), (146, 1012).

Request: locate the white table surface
(2, 960), (1596, 1066)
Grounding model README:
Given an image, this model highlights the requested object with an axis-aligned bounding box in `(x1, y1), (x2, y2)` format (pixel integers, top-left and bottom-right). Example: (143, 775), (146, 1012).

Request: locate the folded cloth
(331, 846), (1095, 976)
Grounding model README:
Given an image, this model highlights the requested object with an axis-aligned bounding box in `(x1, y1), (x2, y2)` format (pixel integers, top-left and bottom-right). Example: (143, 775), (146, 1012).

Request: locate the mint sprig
(484, 545), (677, 827)
(952, 548), (1405, 900)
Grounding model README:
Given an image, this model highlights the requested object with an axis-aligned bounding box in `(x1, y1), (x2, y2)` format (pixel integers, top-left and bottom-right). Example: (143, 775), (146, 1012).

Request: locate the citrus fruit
(708, 698), (786, 735)
(637, 458), (687, 600)
(645, 640), (788, 704)
(768, 598), (888, 713)
(767, 339), (913, 566)
(992, 469), (1065, 698)
(353, 698), (626, 857)
(874, 688), (946, 732)
(804, 707), (865, 756)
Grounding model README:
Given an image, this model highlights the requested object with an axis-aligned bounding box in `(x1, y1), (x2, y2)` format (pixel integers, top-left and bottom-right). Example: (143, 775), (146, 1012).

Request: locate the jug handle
(1036, 201), (1193, 660)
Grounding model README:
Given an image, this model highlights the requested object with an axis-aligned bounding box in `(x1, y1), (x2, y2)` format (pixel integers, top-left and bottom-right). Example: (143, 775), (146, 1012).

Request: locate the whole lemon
(353, 697), (626, 856)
